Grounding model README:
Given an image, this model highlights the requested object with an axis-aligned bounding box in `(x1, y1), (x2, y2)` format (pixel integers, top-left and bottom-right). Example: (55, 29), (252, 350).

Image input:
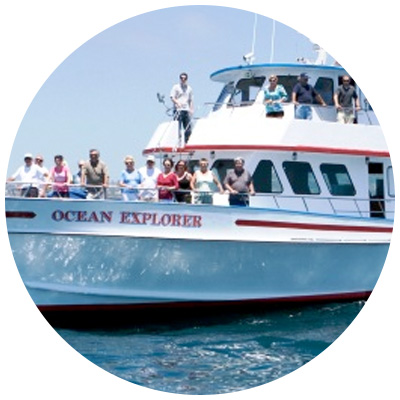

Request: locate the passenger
(170, 72), (194, 143)
(139, 155), (161, 202)
(174, 160), (193, 203)
(48, 155), (72, 198)
(157, 158), (179, 202)
(73, 160), (85, 184)
(224, 157), (255, 206)
(292, 73), (326, 120)
(34, 154), (49, 180)
(34, 154), (49, 195)
(7, 153), (44, 197)
(119, 156), (142, 201)
(190, 158), (224, 204)
(263, 75), (287, 118)
(333, 75), (361, 124)
(81, 149), (109, 199)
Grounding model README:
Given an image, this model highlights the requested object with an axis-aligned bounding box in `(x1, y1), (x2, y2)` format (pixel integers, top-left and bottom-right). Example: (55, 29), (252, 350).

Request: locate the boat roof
(210, 62), (345, 82)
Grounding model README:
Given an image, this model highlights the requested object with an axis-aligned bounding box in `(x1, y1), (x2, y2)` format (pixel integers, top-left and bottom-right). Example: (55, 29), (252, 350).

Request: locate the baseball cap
(146, 155), (156, 162)
(300, 72), (309, 79)
(24, 153), (33, 159)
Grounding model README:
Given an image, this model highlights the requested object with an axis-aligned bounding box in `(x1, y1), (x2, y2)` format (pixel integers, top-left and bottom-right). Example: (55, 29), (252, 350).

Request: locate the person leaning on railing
(263, 75), (287, 118)
(174, 160), (193, 203)
(119, 155), (142, 201)
(224, 157), (255, 206)
(47, 154), (73, 198)
(333, 75), (361, 124)
(292, 72), (326, 120)
(81, 149), (109, 199)
(157, 158), (179, 202)
(7, 153), (45, 197)
(190, 158), (224, 205)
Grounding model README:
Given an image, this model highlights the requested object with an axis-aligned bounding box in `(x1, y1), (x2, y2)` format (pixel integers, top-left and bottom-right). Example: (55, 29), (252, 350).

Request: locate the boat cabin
(144, 63), (394, 220)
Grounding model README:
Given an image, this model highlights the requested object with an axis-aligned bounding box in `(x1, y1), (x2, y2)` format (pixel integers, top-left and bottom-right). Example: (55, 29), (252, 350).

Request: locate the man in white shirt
(7, 153), (45, 197)
(138, 155), (161, 202)
(170, 72), (194, 144)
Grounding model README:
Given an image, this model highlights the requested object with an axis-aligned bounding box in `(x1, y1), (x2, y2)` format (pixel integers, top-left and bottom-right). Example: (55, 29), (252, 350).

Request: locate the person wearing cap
(81, 149), (109, 199)
(7, 153), (45, 197)
(139, 155), (161, 201)
(224, 157), (255, 206)
(73, 160), (85, 184)
(170, 72), (194, 144)
(292, 72), (326, 120)
(119, 155), (143, 201)
(333, 75), (361, 124)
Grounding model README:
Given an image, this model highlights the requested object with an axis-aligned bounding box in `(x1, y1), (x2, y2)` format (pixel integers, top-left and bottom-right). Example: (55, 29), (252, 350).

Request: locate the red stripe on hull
(235, 219), (393, 233)
(143, 145), (390, 158)
(38, 291), (371, 314)
(6, 211), (36, 219)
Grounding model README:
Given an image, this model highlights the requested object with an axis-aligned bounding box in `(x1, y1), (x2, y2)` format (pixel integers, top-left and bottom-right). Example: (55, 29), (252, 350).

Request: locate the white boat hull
(6, 198), (391, 313)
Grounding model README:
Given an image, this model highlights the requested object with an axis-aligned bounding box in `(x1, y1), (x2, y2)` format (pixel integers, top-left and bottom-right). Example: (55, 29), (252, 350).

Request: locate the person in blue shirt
(263, 75), (287, 118)
(119, 156), (143, 201)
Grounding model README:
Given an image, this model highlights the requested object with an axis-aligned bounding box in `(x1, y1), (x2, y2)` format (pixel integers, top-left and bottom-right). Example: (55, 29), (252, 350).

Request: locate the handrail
(5, 181), (395, 219)
(202, 101), (377, 125)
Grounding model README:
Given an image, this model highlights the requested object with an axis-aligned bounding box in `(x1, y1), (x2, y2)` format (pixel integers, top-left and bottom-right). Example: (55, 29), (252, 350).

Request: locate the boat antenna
(157, 92), (174, 116)
(243, 13), (257, 65)
(269, 19), (276, 63)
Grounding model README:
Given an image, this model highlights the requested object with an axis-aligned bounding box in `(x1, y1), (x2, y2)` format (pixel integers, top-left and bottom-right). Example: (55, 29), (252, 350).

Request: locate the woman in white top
(190, 158), (223, 204)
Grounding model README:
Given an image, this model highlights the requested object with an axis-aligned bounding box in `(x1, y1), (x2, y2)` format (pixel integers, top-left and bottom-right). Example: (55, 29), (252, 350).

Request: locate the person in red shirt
(157, 158), (179, 201)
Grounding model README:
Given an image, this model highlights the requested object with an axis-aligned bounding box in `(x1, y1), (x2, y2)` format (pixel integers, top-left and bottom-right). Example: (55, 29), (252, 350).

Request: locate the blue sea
(56, 301), (364, 395)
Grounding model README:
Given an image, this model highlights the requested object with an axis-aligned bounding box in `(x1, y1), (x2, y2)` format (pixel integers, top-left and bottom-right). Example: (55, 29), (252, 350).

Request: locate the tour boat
(5, 57), (394, 321)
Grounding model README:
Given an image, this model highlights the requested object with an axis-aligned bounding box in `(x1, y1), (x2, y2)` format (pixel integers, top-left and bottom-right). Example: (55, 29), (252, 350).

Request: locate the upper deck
(145, 63), (386, 158)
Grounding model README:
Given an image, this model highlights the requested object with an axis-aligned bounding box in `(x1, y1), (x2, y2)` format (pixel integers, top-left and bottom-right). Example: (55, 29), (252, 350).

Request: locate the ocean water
(56, 301), (364, 395)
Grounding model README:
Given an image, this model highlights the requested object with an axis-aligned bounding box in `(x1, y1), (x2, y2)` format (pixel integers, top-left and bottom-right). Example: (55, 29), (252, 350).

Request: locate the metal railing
(5, 181), (394, 219)
(204, 101), (377, 125)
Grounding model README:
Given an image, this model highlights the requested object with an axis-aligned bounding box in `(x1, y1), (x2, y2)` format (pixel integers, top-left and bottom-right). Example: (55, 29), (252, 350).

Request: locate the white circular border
(1, 1), (399, 399)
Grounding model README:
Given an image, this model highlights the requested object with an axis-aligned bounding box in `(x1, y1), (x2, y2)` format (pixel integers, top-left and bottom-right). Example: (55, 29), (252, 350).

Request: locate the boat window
(275, 75), (299, 100)
(387, 166), (395, 197)
(368, 162), (385, 218)
(252, 160), (283, 193)
(187, 159), (200, 173)
(320, 164), (356, 196)
(213, 82), (235, 111)
(314, 77), (334, 105)
(283, 161), (321, 195)
(230, 76), (265, 106)
(211, 159), (235, 183)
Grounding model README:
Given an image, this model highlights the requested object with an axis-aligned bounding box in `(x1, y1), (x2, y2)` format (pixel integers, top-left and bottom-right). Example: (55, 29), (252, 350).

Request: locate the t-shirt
(264, 84), (287, 113)
(157, 172), (179, 200)
(50, 165), (70, 192)
(139, 166), (161, 200)
(336, 85), (358, 108)
(120, 169), (142, 192)
(170, 83), (193, 111)
(11, 164), (44, 187)
(293, 83), (318, 104)
(82, 160), (109, 186)
(224, 169), (252, 193)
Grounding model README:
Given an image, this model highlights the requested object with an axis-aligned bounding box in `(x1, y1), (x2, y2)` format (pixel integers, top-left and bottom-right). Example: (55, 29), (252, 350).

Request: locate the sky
(2, 2), (400, 400)
(6, 5), (333, 180)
